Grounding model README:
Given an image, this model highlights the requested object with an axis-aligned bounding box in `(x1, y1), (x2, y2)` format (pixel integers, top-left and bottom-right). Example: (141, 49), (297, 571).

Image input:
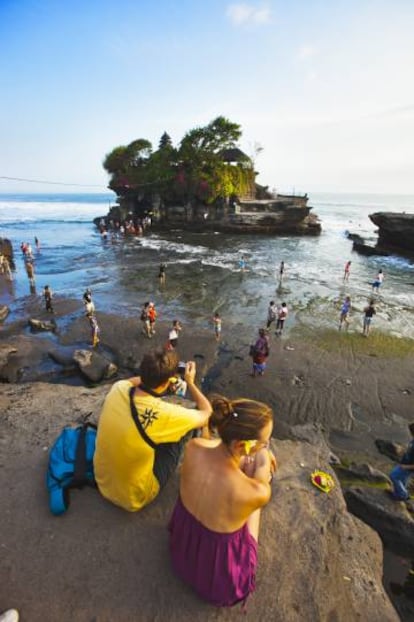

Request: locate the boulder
(29, 318), (57, 332)
(344, 486), (414, 556)
(0, 384), (399, 621)
(0, 305), (9, 322)
(73, 349), (118, 383)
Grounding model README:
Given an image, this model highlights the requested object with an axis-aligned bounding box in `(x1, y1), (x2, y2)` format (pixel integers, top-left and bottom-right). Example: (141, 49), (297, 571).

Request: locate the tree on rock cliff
(176, 117), (253, 204)
(102, 117), (254, 205)
(103, 139), (153, 192)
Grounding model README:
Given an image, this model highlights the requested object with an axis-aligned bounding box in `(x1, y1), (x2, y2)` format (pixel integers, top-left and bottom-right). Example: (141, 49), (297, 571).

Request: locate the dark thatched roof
(220, 147), (251, 163)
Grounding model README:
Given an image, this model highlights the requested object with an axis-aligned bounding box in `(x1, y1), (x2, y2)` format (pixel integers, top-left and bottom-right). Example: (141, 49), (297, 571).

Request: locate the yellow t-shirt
(94, 380), (200, 512)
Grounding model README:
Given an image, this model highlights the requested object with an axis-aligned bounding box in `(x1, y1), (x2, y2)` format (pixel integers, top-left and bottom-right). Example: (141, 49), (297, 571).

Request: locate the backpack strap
(129, 387), (157, 450)
(72, 422), (97, 488)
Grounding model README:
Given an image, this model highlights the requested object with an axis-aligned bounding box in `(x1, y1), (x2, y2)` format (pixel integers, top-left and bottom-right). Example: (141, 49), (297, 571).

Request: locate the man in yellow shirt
(94, 349), (212, 512)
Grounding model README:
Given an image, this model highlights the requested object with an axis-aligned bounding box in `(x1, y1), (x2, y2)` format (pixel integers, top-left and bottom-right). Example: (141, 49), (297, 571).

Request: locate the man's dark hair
(409, 423), (414, 436)
(140, 349), (179, 389)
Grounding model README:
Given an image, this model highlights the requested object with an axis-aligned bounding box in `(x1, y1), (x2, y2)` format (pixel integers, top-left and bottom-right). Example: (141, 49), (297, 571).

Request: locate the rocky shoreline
(1, 299), (414, 620)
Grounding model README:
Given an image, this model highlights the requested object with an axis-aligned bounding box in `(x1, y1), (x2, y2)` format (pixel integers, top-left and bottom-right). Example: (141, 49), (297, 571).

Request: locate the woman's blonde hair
(209, 394), (273, 444)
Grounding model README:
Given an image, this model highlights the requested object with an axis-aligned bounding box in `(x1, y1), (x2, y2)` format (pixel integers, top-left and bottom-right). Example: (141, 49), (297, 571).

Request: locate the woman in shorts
(169, 394), (276, 607)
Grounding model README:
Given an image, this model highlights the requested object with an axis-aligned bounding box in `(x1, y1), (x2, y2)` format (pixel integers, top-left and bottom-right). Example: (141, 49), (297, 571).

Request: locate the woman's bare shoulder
(187, 437), (221, 450)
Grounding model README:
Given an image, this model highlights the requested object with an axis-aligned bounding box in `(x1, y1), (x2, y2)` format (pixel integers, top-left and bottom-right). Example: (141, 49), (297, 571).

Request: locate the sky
(1, 0), (414, 195)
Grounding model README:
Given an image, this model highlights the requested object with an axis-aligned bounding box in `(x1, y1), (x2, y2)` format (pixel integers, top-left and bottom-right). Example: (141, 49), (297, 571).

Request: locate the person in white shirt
(276, 302), (288, 336)
(168, 320), (182, 349)
(372, 269), (384, 293)
(266, 301), (277, 329)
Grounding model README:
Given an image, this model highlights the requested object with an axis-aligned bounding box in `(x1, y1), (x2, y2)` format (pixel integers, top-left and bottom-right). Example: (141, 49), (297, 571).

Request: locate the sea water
(0, 191), (413, 339)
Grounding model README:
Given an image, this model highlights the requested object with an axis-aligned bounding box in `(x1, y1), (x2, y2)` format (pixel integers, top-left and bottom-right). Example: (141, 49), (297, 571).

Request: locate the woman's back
(180, 439), (263, 533)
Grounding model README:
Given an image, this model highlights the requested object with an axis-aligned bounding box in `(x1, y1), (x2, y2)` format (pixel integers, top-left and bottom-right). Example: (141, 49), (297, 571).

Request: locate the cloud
(297, 45), (317, 60)
(226, 3), (272, 26)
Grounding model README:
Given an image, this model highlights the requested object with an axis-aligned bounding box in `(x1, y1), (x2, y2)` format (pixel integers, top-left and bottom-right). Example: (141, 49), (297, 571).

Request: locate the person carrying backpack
(251, 328), (270, 377)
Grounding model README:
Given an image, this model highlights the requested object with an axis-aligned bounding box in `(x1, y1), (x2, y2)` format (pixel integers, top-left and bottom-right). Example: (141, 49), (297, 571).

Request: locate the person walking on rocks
(148, 302), (157, 336)
(44, 285), (54, 313)
(266, 301), (277, 329)
(94, 349), (212, 512)
(339, 296), (351, 331)
(362, 299), (376, 337)
(250, 328), (270, 377)
(390, 422), (414, 502)
(276, 302), (288, 336)
(168, 320), (182, 350)
(140, 302), (151, 338)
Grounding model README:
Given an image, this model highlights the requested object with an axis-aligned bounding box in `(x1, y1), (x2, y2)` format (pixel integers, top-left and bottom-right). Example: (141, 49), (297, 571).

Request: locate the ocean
(0, 191), (414, 339)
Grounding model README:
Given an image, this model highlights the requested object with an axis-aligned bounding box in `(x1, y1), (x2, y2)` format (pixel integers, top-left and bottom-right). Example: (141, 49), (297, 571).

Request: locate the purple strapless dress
(168, 496), (257, 607)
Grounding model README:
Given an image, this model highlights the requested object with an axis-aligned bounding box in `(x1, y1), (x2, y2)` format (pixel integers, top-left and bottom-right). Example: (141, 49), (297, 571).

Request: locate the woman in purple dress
(169, 395), (277, 607)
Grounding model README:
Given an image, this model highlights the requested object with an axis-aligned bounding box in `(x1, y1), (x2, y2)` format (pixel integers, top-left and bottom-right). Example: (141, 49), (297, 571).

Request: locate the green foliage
(102, 117), (254, 205)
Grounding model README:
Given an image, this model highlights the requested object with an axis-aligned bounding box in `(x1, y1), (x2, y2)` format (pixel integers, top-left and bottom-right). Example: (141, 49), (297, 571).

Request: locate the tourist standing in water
(343, 261), (351, 282)
(339, 296), (351, 331)
(159, 263), (166, 286)
(279, 261), (285, 283)
(169, 394), (276, 607)
(239, 255), (247, 272)
(372, 269), (384, 293)
(362, 299), (376, 336)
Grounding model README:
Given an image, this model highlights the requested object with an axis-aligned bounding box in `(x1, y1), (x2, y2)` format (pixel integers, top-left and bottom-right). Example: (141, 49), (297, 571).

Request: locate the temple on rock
(100, 117), (321, 235)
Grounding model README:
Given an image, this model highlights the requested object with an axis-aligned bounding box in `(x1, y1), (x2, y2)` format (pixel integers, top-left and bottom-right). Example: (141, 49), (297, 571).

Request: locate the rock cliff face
(96, 196), (322, 236)
(369, 212), (414, 254)
(0, 382), (398, 622)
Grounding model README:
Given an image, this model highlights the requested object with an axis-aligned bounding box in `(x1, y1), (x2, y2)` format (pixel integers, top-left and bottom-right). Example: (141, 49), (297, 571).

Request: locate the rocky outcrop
(370, 212), (414, 253)
(0, 383), (398, 621)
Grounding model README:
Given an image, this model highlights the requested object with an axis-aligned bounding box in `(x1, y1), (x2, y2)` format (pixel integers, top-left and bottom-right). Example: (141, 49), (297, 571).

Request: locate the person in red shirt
(147, 302), (157, 337)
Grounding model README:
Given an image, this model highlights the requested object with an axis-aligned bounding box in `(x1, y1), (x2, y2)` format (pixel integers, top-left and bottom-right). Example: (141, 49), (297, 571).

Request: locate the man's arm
(184, 362), (212, 427)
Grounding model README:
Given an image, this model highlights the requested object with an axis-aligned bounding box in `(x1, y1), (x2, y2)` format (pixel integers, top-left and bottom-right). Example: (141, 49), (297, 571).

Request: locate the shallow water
(0, 191), (414, 340)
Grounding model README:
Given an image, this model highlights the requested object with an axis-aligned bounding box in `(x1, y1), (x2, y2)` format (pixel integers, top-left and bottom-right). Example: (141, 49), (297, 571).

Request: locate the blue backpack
(46, 423), (97, 515)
